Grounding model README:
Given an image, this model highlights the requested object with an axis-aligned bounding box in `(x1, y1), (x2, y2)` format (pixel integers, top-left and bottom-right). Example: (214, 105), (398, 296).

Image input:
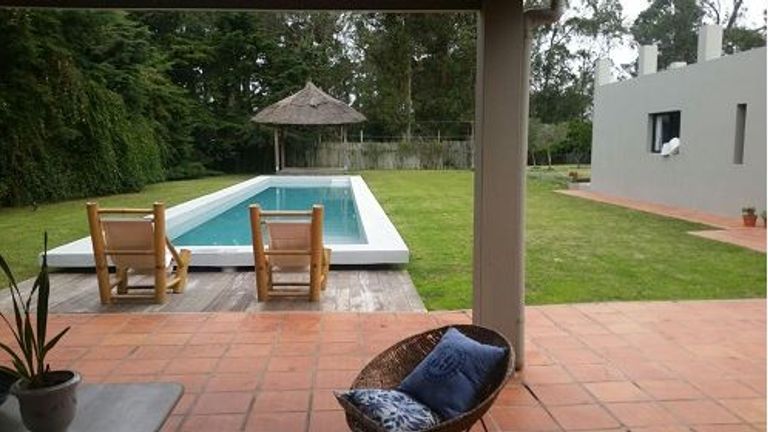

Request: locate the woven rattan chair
(336, 325), (515, 432)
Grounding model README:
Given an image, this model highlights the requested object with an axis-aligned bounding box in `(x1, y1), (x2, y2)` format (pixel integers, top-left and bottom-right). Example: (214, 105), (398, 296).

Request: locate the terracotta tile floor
(2, 299), (764, 431)
(558, 189), (766, 253)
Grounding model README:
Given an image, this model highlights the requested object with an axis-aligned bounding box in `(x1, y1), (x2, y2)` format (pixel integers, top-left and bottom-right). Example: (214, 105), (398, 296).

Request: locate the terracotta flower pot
(10, 370), (81, 432)
(743, 214), (758, 227)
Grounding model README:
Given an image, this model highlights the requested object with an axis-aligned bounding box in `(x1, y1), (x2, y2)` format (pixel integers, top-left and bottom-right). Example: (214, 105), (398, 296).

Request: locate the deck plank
(2, 269), (424, 313)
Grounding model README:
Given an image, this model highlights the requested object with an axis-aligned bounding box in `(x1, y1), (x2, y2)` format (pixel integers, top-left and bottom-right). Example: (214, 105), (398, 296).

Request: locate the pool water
(173, 186), (365, 246)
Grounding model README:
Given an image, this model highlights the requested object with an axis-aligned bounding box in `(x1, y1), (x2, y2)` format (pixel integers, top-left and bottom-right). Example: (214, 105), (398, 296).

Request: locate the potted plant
(0, 369), (16, 406)
(742, 207), (758, 227)
(0, 235), (79, 432)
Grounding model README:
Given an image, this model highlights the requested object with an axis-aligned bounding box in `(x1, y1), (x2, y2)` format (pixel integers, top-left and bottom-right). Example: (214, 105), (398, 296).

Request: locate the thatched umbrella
(251, 82), (366, 172)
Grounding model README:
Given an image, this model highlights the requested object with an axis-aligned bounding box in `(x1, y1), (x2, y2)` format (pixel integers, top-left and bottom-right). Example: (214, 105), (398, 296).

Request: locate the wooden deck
(1, 270), (426, 313)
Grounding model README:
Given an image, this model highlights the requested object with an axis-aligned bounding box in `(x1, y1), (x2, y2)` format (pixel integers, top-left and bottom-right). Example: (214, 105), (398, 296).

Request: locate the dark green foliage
(723, 26), (767, 54)
(632, 0), (705, 68)
(631, 0), (765, 71)
(1, 5), (763, 207)
(529, 0), (627, 123)
(559, 120), (593, 166)
(350, 13), (476, 140)
(0, 11), (177, 205)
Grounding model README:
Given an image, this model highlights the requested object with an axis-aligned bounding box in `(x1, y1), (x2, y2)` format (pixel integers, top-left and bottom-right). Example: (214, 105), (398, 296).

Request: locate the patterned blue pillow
(397, 327), (507, 420)
(337, 389), (441, 432)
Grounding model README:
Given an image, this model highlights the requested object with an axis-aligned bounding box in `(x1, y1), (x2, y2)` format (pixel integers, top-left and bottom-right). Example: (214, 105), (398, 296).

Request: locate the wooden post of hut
(273, 128), (280, 172)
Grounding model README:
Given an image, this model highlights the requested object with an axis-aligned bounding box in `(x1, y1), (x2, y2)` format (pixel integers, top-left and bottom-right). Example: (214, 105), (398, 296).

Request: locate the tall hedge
(0, 11), (174, 206)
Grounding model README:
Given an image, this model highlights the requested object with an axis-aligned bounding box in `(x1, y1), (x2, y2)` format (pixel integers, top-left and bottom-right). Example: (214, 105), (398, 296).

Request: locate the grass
(362, 170), (766, 310)
(2, 170), (764, 311)
(0, 175), (251, 281)
(540, 164), (591, 180)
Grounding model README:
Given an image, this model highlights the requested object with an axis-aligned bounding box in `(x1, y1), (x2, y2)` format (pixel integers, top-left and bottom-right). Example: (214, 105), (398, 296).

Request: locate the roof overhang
(0, 0), (482, 10)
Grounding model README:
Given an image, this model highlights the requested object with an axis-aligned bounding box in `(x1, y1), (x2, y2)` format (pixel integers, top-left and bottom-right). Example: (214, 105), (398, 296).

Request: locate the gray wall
(591, 47), (766, 218)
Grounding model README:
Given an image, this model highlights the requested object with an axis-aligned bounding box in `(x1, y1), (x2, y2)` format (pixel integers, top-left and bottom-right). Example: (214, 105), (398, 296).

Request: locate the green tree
(530, 0), (626, 123)
(699, 0), (766, 53)
(0, 10), (177, 205)
(632, 0), (704, 68)
(631, 0), (764, 70)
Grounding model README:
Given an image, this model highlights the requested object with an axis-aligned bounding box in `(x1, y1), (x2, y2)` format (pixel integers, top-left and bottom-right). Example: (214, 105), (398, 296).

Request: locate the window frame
(649, 111), (681, 154)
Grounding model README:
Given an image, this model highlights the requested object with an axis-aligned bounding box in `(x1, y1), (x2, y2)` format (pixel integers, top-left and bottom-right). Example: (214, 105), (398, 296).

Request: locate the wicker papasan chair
(335, 324), (515, 432)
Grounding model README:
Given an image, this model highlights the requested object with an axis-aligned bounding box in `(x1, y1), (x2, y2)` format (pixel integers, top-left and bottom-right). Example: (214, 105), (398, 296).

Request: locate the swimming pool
(174, 185), (365, 246)
(47, 176), (409, 267)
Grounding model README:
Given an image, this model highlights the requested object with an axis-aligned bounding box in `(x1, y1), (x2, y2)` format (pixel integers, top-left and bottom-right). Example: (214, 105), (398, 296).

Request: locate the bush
(166, 162), (221, 180)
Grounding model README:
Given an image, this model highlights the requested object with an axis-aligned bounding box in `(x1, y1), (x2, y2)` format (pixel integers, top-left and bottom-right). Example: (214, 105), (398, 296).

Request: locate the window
(734, 103), (747, 164)
(649, 111), (681, 153)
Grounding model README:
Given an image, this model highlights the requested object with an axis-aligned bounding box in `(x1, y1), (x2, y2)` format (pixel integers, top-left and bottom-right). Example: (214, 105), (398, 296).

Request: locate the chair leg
(116, 267), (128, 294)
(95, 264), (112, 305)
(173, 249), (191, 294)
(321, 248), (330, 291)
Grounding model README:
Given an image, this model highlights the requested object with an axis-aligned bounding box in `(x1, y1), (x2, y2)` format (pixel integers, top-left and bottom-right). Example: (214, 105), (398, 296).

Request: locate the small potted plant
(742, 207), (758, 227)
(0, 235), (79, 432)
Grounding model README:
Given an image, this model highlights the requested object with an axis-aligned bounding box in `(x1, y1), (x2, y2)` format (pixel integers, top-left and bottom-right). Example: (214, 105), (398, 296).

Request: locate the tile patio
(2, 299), (763, 431)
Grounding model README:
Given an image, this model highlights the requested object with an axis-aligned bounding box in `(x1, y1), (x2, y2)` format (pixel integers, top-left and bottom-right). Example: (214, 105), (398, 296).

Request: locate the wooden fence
(285, 140), (474, 170)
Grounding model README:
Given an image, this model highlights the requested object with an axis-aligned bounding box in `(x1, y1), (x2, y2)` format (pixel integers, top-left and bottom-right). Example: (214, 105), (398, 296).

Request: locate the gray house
(590, 25), (766, 218)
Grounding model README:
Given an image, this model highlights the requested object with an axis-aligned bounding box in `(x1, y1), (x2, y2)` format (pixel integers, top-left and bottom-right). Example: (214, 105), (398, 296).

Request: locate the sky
(612, 0), (767, 66)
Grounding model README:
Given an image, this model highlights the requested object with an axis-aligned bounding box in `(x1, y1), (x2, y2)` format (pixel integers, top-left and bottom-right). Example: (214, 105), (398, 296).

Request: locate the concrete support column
(697, 24), (723, 63)
(638, 45), (658, 75)
(473, 0), (527, 370)
(595, 58), (613, 86)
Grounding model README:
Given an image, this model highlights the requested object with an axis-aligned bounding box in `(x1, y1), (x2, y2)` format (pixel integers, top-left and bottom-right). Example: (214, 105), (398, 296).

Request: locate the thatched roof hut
(251, 82), (365, 171)
(252, 82), (365, 125)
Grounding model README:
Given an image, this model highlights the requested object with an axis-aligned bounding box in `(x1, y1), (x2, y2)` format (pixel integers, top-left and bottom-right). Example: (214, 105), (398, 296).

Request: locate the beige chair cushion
(102, 219), (169, 270)
(267, 222), (311, 271)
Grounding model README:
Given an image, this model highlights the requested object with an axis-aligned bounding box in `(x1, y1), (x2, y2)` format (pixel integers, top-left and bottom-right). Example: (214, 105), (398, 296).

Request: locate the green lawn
(2, 171), (764, 310)
(363, 170), (766, 310)
(0, 175), (251, 281)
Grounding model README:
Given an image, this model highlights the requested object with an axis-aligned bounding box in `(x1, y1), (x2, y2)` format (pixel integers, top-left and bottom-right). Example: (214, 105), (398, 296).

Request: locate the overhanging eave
(0, 0), (482, 11)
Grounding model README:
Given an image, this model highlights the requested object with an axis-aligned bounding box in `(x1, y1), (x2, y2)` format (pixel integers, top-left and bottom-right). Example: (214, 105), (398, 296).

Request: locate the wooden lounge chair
(86, 202), (191, 304)
(249, 204), (330, 302)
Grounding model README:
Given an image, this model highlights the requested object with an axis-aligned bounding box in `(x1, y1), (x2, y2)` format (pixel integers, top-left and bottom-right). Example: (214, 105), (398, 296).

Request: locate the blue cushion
(337, 389), (441, 432)
(397, 327), (507, 420)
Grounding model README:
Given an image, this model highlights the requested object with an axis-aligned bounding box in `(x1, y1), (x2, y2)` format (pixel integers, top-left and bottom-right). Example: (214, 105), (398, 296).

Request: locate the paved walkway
(558, 189), (766, 252)
(4, 299), (762, 431)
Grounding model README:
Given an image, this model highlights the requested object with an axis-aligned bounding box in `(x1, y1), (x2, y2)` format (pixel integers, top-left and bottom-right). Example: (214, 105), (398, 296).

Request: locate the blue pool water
(173, 186), (365, 246)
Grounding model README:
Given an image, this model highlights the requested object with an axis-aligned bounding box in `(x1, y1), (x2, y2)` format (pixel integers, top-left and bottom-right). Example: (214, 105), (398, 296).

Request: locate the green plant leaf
(0, 310), (24, 356)
(10, 357), (31, 382)
(36, 234), (50, 368)
(6, 275), (24, 354)
(22, 307), (37, 378)
(0, 341), (27, 377)
(42, 327), (70, 357)
(0, 254), (19, 288)
(0, 365), (20, 379)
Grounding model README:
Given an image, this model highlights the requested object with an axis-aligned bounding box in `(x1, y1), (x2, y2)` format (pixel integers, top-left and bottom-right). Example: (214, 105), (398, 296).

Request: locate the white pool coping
(47, 175), (409, 267)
